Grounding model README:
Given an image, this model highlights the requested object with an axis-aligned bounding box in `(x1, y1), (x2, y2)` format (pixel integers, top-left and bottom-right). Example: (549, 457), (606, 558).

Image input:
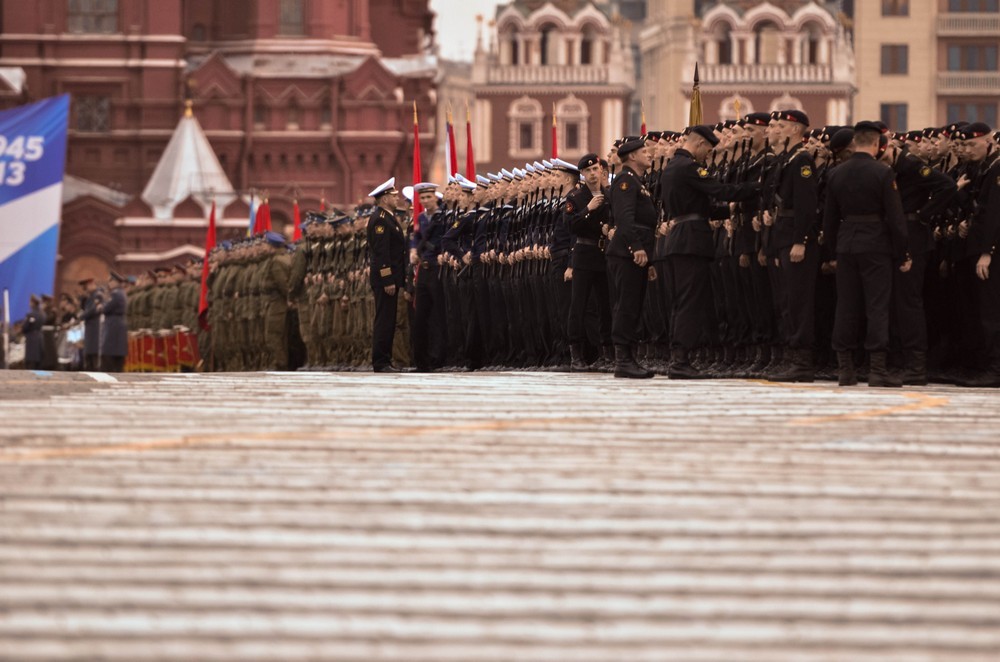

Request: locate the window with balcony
(75, 96), (111, 133)
(67, 0), (119, 34)
(509, 97), (543, 158)
(754, 21), (782, 65)
(947, 44), (998, 70)
(882, 0), (909, 16)
(518, 122), (534, 151)
(880, 103), (908, 131)
(555, 95), (589, 157)
(279, 0), (305, 36)
(948, 0), (999, 11)
(947, 102), (998, 125)
(881, 45), (909, 74)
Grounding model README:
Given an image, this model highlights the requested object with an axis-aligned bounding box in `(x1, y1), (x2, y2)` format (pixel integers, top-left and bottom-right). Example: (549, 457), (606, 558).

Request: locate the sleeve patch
(565, 201), (575, 213)
(375, 225), (385, 234)
(920, 165), (932, 178)
(697, 167), (709, 178)
(619, 181), (629, 191)
(379, 267), (392, 277)
(800, 166), (813, 178)
(452, 221), (460, 229)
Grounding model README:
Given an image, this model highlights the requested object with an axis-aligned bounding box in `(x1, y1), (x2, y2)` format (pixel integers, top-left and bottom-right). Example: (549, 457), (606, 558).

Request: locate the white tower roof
(141, 103), (237, 219)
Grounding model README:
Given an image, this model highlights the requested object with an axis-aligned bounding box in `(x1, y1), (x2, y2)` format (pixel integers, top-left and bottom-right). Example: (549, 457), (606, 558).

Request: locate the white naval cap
(368, 177), (397, 198)
(401, 185), (414, 202)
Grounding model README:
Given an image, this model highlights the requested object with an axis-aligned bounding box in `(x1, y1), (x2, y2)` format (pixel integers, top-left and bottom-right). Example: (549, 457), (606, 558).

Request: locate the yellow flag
(689, 63), (703, 126)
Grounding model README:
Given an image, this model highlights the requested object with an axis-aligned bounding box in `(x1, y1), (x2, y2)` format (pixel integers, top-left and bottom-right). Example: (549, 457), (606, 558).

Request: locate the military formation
(17, 111), (1000, 387)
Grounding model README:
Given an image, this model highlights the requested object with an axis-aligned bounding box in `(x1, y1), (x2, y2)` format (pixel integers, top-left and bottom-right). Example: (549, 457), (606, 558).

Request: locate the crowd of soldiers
(55, 110), (1000, 387)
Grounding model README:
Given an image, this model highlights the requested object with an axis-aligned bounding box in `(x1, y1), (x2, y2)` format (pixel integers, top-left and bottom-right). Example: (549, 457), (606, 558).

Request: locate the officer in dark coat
(22, 295), (43, 369)
(823, 121), (910, 387)
(962, 123), (1000, 387)
(366, 178), (407, 372)
(890, 131), (957, 384)
(99, 272), (129, 372)
(659, 125), (760, 379)
(607, 138), (658, 379)
(565, 152), (613, 372)
(410, 182), (448, 372)
(764, 110), (821, 382)
(79, 278), (103, 370)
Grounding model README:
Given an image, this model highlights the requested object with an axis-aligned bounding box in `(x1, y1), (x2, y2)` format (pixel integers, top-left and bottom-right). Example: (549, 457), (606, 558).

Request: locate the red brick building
(0, 0), (437, 290)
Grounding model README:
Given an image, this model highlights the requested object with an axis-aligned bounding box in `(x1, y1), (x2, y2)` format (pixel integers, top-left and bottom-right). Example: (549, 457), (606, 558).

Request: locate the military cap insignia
(375, 225), (385, 234)
(620, 181), (629, 191)
(920, 166), (932, 178)
(800, 166), (813, 178)
(697, 167), (709, 178)
(565, 201), (575, 213)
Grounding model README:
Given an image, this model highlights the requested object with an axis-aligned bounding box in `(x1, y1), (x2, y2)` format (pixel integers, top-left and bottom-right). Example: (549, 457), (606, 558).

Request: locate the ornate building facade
(0, 0), (437, 289)
(471, 0), (635, 172)
(641, 1), (855, 130)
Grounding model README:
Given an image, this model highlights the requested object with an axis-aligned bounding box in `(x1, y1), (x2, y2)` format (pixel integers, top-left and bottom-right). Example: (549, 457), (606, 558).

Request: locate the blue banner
(0, 94), (69, 323)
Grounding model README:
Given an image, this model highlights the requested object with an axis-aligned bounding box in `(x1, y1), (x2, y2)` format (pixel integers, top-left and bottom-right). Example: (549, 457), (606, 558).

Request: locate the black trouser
(371, 284), (398, 369)
(779, 244), (820, 351)
(413, 263), (447, 370)
(980, 260), (1000, 362)
(608, 256), (647, 347)
(666, 254), (713, 351)
(472, 263), (494, 362)
(84, 354), (100, 371)
(547, 256), (571, 359)
(101, 355), (125, 373)
(568, 267), (612, 345)
(892, 251), (928, 351)
(833, 252), (892, 352)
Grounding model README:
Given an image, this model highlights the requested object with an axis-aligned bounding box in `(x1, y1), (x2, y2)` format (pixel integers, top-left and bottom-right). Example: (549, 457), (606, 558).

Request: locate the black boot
(591, 345), (614, 373)
(569, 344), (589, 373)
(900, 350), (928, 386)
(956, 357), (1000, 387)
(668, 347), (702, 379)
(837, 351), (857, 387)
(868, 351), (902, 388)
(770, 348), (815, 383)
(614, 345), (654, 379)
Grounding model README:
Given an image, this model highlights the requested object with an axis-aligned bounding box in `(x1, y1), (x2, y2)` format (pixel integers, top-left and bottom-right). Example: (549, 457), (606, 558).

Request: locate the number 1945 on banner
(0, 135), (46, 187)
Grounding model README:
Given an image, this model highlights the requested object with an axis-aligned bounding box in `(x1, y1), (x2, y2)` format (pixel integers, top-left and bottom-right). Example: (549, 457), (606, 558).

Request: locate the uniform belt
(904, 213), (920, 222)
(420, 260), (438, 269)
(574, 237), (607, 249)
(42, 325), (56, 331)
(777, 209), (796, 219)
(550, 248), (570, 258)
(671, 213), (707, 225)
(844, 214), (882, 223)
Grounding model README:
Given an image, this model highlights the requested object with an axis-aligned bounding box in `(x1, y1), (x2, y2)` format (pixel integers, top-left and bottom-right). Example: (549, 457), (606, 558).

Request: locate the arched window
(287, 99), (301, 130)
(754, 20), (781, 64)
(508, 96), (543, 159)
(718, 95), (753, 121)
(67, 0), (119, 34)
(714, 22), (734, 65)
(539, 25), (555, 65)
(802, 23), (823, 65)
(768, 93), (804, 114)
(555, 95), (590, 157)
(279, 0), (305, 36)
(580, 25), (598, 65)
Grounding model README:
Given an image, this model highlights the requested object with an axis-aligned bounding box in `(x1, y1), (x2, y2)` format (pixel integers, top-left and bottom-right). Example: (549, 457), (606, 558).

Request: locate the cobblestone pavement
(1, 371), (999, 661)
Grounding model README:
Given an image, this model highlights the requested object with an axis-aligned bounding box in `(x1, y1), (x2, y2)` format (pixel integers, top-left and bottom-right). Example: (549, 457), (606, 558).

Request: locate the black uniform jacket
(367, 206), (407, 288)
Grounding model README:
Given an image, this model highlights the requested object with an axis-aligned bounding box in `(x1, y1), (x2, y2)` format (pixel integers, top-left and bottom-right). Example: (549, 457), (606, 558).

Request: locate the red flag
(640, 101), (647, 135)
(292, 199), (302, 241)
(447, 105), (459, 178)
(253, 199), (272, 234)
(551, 103), (558, 159)
(465, 101), (476, 180)
(412, 101), (424, 233)
(197, 200), (217, 331)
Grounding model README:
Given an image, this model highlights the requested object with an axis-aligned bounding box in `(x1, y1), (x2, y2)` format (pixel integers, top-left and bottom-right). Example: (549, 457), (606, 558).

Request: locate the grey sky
(430, 0), (504, 62)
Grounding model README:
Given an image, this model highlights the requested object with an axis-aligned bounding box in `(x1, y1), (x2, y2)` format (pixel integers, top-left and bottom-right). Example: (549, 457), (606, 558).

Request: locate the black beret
(642, 131), (663, 142)
(686, 124), (720, 147)
(110, 270), (127, 283)
(903, 130), (924, 143)
(959, 122), (992, 140)
(830, 128), (855, 153)
(922, 127), (941, 139)
(617, 138), (646, 158)
(776, 109), (810, 126)
(744, 112), (771, 126)
(577, 153), (600, 170)
(854, 120), (883, 134)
